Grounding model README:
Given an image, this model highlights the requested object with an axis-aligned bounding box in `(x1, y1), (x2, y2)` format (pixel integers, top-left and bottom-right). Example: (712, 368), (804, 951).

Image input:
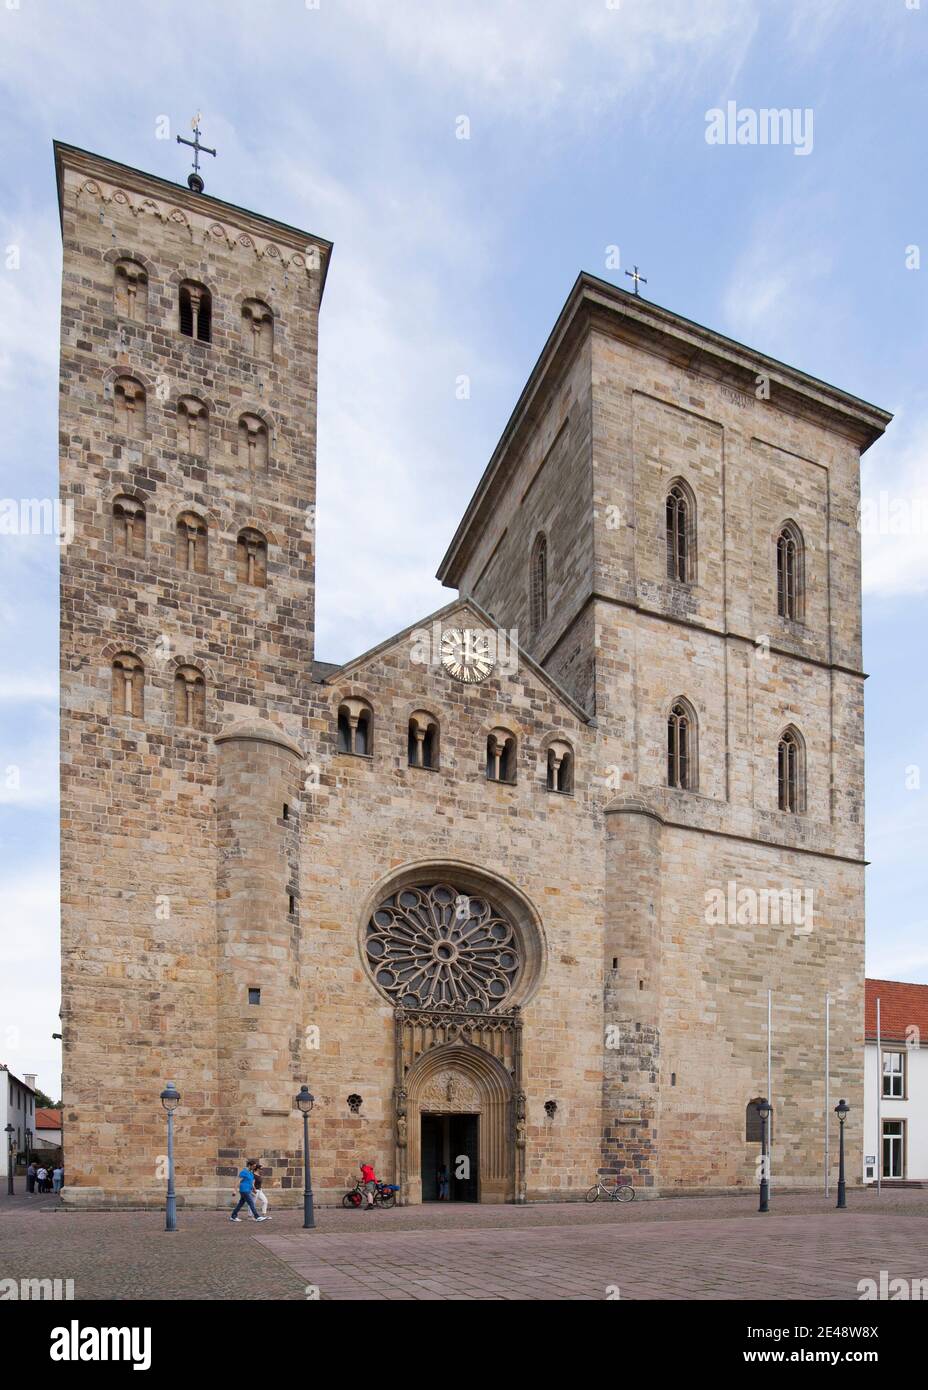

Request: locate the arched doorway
(404, 1042), (517, 1204)
(359, 862), (544, 1205)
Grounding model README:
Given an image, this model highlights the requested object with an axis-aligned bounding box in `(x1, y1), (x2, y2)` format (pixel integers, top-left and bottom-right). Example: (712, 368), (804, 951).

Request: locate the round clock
(440, 627), (495, 684)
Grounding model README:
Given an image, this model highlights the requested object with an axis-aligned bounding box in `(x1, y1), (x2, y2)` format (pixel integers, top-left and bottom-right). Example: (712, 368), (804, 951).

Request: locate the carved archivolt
(417, 1069), (482, 1112)
(72, 176), (319, 275)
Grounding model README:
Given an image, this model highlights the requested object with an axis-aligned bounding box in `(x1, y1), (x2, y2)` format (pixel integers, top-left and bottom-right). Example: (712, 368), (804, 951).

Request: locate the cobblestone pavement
(1, 1188), (926, 1301)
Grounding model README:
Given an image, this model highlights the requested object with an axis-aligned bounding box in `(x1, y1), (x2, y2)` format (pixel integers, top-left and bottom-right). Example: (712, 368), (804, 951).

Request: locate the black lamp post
(835, 1098), (850, 1209)
(159, 1081), (180, 1232)
(757, 1100), (772, 1213)
(295, 1084), (315, 1230)
(5, 1124), (14, 1196)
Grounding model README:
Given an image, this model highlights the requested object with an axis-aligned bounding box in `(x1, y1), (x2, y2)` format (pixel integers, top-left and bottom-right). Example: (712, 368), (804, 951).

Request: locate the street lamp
(295, 1084), (315, 1230)
(159, 1081), (181, 1232)
(4, 1124), (14, 1196)
(835, 1098), (850, 1210)
(757, 1100), (772, 1213)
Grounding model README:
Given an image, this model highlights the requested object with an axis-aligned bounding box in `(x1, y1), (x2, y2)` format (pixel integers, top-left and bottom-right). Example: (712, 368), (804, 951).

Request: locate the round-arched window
(365, 883), (522, 1012)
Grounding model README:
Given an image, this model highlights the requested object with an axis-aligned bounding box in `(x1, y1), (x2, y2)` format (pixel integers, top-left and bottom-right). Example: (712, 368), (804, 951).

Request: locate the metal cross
(625, 264), (647, 297)
(176, 113), (216, 193)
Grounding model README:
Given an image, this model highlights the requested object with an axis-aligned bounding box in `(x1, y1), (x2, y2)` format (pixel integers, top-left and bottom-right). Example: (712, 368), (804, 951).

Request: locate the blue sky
(0, 0), (926, 1097)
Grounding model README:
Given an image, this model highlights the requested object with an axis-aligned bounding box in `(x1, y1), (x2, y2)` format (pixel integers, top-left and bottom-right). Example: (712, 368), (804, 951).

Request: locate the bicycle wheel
(584, 1185), (601, 1203)
(616, 1184), (635, 1202)
(342, 1190), (362, 1208)
(377, 1190), (396, 1209)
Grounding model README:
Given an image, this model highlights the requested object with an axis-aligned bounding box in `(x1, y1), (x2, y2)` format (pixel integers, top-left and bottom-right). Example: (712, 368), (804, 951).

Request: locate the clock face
(440, 627), (495, 684)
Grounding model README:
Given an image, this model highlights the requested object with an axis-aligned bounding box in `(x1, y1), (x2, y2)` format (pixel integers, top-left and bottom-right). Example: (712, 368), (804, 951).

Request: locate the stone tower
(438, 275), (891, 1191)
(57, 144), (891, 1208)
(56, 142), (330, 1204)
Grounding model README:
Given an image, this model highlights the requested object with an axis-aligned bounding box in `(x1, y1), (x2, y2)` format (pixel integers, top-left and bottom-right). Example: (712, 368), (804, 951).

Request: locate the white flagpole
(876, 996), (882, 1195)
(767, 988), (772, 1194)
(824, 993), (830, 1196)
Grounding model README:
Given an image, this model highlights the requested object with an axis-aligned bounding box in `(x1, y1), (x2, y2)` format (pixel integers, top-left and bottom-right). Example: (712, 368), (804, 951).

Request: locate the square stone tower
(439, 274), (891, 1190)
(56, 143), (330, 1204)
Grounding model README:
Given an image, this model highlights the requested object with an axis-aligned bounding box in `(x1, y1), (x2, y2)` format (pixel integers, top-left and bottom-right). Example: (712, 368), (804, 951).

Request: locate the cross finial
(176, 113), (217, 193)
(625, 264), (647, 297)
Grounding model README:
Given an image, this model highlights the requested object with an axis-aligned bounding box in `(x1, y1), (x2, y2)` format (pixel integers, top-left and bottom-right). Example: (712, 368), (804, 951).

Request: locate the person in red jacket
(359, 1161), (378, 1210)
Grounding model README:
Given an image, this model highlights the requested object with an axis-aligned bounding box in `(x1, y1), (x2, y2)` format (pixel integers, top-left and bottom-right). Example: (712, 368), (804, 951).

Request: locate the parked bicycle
(585, 1175), (635, 1203)
(342, 1179), (399, 1209)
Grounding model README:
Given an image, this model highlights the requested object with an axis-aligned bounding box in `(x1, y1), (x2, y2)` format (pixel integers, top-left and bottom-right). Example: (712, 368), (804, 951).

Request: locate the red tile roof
(866, 979), (928, 1043)
(34, 1109), (61, 1130)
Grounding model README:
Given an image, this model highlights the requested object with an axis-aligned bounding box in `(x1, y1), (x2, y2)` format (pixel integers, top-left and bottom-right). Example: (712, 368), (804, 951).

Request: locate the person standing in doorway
(437, 1164), (449, 1201)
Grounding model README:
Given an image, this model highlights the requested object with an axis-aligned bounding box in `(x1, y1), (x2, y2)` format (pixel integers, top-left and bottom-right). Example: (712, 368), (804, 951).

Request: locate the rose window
(365, 883), (522, 1012)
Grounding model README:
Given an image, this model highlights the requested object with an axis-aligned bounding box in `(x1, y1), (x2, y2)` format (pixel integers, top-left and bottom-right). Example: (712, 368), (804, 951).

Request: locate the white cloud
(861, 413), (928, 598)
(866, 933), (928, 985)
(720, 198), (835, 348)
(0, 865), (61, 1098)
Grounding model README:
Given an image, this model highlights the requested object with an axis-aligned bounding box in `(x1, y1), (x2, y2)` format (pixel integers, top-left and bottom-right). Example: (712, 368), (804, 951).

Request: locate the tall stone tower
(439, 274), (891, 1191)
(56, 142), (330, 1204)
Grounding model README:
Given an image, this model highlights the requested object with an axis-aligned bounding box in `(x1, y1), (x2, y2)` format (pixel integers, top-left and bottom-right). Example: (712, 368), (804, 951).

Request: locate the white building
(1, 1066), (37, 1174)
(864, 979), (928, 1184)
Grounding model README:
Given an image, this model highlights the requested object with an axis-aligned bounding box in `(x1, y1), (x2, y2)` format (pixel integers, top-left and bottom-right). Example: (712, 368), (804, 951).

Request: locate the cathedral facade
(56, 143), (890, 1207)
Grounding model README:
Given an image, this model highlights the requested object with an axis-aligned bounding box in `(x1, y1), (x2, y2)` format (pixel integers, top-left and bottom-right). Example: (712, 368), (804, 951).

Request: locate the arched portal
(360, 861), (543, 1205)
(403, 1041), (518, 1205)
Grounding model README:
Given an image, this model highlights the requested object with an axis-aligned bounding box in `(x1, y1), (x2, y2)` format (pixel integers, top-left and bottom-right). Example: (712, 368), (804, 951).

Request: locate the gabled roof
(35, 1109), (62, 1130)
(866, 978), (928, 1042)
(319, 595), (592, 724)
(438, 272), (893, 588)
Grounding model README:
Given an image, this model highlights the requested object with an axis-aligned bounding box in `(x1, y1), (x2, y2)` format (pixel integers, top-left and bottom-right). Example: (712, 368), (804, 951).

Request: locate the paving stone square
(2, 1188), (926, 1302)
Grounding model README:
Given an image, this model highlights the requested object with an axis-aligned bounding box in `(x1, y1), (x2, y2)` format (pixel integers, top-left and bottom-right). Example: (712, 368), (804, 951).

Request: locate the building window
(777, 726), (804, 813)
(777, 522), (804, 621)
(530, 532), (548, 633)
(408, 711), (439, 769)
(111, 652), (144, 719)
(173, 665), (206, 730)
(176, 512), (208, 575)
(179, 280), (212, 342)
(248, 988), (261, 1006)
(882, 1120), (905, 1179)
(486, 728), (516, 784)
(177, 397), (209, 457)
(546, 740), (574, 793)
(882, 1051), (905, 1099)
(337, 699), (373, 756)
(667, 699), (697, 790)
(113, 495), (145, 558)
(745, 1097), (772, 1143)
(238, 414), (269, 472)
(113, 376), (146, 439)
(236, 528), (268, 588)
(666, 480), (695, 584)
(365, 882), (522, 1011)
(242, 298), (274, 358)
(114, 258), (147, 322)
